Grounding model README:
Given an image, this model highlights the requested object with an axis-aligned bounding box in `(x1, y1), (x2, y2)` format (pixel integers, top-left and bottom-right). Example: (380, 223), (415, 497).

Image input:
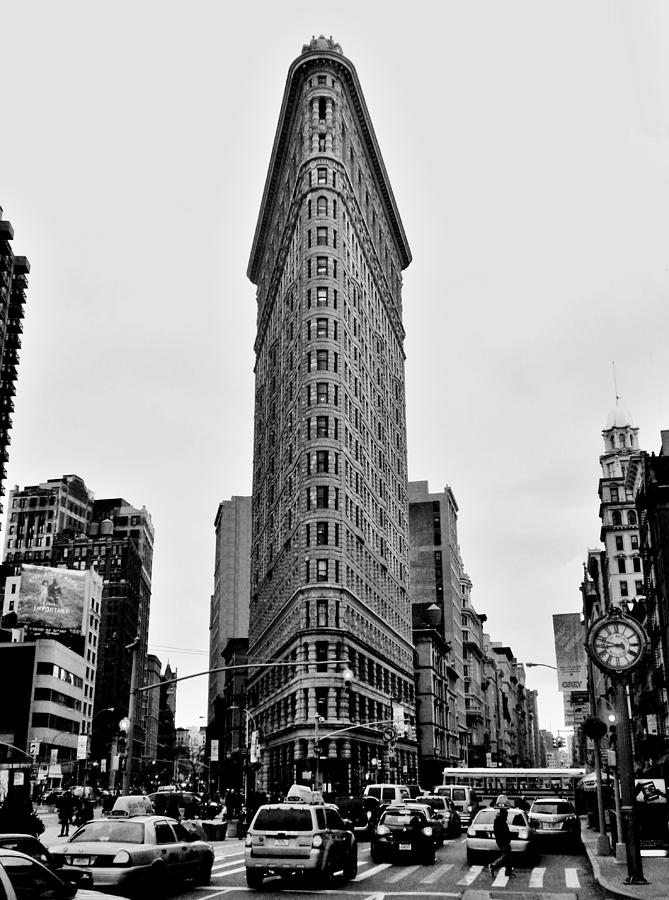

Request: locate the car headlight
(112, 850), (131, 865)
(518, 829), (529, 840)
(422, 826), (433, 837)
(466, 826), (475, 837)
(375, 825), (390, 836)
(244, 834), (253, 847)
(312, 834), (324, 848)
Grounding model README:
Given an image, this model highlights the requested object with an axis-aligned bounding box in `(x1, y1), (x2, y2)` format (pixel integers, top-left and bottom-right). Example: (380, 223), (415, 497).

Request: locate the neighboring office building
(0, 561), (103, 786)
(3, 476), (155, 780)
(408, 482), (466, 774)
(246, 37), (415, 795)
(0, 207), (29, 535)
(624, 429), (669, 777)
(208, 497), (251, 724)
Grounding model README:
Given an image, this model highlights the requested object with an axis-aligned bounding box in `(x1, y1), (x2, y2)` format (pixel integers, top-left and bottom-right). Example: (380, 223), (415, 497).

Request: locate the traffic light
(608, 723), (617, 749)
(342, 668), (353, 691)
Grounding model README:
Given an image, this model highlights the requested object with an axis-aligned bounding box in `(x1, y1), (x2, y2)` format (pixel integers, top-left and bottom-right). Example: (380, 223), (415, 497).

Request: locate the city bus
(440, 767), (586, 809)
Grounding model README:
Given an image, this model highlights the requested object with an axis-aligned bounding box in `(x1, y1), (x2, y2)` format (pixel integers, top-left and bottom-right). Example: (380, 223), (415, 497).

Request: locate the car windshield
(382, 813), (426, 827)
(532, 802), (574, 815)
(71, 821), (145, 843)
(474, 809), (527, 827)
(253, 809), (313, 831)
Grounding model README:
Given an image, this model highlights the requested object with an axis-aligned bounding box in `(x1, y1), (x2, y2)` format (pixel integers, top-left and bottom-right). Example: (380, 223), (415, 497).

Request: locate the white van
(363, 784), (411, 805)
(431, 784), (479, 826)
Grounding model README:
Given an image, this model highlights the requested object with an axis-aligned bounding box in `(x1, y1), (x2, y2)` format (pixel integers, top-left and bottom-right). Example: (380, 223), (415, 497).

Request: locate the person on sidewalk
(57, 790), (74, 837)
(489, 806), (516, 878)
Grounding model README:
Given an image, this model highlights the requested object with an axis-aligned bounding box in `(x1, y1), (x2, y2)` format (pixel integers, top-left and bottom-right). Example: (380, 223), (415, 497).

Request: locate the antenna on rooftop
(612, 360), (621, 405)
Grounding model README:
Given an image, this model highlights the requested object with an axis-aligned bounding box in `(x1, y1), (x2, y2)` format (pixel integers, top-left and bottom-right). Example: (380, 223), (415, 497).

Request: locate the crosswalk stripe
(529, 866), (546, 887)
(355, 863), (392, 881)
(565, 867), (580, 888)
(384, 864), (420, 882)
(211, 866), (245, 877)
(457, 864), (483, 885)
(212, 861), (244, 872)
(421, 863), (453, 883)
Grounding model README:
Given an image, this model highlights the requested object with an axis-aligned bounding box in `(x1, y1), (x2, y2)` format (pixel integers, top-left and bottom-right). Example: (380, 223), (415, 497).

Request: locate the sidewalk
(580, 817), (668, 900)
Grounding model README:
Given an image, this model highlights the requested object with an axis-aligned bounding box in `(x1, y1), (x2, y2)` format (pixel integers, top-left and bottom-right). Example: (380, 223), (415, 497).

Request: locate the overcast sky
(1, 1), (668, 736)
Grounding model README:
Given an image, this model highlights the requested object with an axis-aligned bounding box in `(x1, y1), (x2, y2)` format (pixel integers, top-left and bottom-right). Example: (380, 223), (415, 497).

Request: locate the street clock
(586, 610), (648, 675)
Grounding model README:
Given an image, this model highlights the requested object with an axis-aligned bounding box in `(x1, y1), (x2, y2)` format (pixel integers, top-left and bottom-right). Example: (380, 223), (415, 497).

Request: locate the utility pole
(122, 637), (140, 795)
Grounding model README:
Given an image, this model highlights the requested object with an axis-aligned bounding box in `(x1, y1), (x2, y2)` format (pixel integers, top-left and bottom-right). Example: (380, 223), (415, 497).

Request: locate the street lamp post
(229, 706), (258, 807)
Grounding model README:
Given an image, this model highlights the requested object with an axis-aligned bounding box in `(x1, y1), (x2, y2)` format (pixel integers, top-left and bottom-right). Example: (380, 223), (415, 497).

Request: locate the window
(317, 257), (328, 276)
(317, 559), (328, 582)
(316, 382), (328, 404)
(633, 557), (642, 573)
(631, 534), (639, 550)
(620, 581), (629, 597)
(316, 317), (328, 338)
(617, 558), (626, 574)
(316, 521), (329, 545)
(316, 450), (329, 473)
(317, 196), (328, 215)
(317, 75), (327, 86)
(317, 167), (327, 185)
(316, 486), (329, 508)
(155, 822), (176, 844)
(316, 350), (328, 370)
(318, 133), (326, 152)
(316, 416), (328, 438)
(316, 227), (328, 246)
(612, 511), (622, 526)
(628, 511), (637, 525)
(615, 536), (624, 551)
(317, 600), (328, 626)
(317, 287), (328, 307)
(610, 486), (619, 502)
(636, 580), (644, 594)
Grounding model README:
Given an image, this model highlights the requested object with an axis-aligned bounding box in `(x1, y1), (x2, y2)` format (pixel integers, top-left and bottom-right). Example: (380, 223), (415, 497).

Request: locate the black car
(370, 806), (435, 865)
(0, 833), (93, 888)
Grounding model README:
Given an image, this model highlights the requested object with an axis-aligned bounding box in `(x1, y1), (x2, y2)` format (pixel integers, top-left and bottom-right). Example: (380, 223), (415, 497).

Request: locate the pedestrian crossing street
(209, 849), (582, 890)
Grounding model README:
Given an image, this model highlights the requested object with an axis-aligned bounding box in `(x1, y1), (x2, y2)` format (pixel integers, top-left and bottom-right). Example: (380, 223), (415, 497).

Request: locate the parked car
(421, 795), (462, 837)
(431, 785), (480, 826)
(0, 833), (93, 888)
(49, 815), (214, 895)
(529, 798), (581, 850)
(363, 784), (411, 805)
(0, 849), (121, 900)
(465, 806), (535, 865)
(402, 802), (445, 847)
(244, 787), (357, 889)
(370, 806), (435, 865)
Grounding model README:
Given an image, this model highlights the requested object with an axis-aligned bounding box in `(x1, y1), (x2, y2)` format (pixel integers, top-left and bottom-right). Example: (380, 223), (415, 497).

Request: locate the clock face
(589, 617), (646, 672)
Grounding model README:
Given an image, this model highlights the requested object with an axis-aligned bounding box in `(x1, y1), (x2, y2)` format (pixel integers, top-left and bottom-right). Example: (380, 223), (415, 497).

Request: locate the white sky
(1, 1), (669, 736)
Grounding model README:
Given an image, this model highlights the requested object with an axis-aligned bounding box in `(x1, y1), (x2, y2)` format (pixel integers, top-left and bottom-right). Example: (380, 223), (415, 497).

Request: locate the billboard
(15, 565), (87, 634)
(552, 613), (588, 692)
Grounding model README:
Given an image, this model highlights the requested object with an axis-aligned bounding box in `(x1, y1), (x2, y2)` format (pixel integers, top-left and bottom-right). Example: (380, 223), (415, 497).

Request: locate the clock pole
(613, 678), (647, 884)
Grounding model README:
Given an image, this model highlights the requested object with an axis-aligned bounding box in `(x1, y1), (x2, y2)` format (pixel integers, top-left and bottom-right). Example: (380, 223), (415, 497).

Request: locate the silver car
(49, 815), (214, 895)
(529, 798), (581, 850)
(465, 807), (535, 865)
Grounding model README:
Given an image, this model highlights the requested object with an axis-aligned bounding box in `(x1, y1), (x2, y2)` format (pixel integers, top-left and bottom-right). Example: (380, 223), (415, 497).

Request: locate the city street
(159, 837), (606, 900)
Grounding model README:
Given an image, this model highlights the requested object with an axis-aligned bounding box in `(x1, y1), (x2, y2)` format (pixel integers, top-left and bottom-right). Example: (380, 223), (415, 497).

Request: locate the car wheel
(466, 847), (479, 865)
(343, 849), (358, 882)
(194, 859), (213, 886)
(246, 869), (264, 889)
(151, 862), (169, 895)
(370, 846), (383, 864)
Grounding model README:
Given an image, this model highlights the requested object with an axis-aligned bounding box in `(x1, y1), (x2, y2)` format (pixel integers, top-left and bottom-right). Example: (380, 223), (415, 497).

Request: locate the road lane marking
(384, 865), (420, 882)
(493, 870), (508, 886)
(457, 864), (483, 885)
(421, 863), (452, 883)
(211, 866), (245, 877)
(355, 863), (392, 881)
(212, 858), (246, 870)
(565, 867), (580, 887)
(529, 866), (546, 887)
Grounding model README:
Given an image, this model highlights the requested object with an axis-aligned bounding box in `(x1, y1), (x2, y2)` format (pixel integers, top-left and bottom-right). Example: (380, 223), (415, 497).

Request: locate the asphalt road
(166, 834), (610, 900)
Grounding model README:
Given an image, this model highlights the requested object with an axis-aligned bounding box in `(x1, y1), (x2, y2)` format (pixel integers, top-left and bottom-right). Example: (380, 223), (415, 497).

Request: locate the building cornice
(248, 46), (411, 284)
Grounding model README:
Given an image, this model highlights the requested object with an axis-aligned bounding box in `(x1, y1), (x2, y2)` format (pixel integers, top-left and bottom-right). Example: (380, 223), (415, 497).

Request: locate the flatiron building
(247, 37), (414, 794)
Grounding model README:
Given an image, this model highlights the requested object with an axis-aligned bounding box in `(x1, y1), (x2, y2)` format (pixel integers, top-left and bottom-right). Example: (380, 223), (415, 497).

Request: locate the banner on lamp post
(210, 739), (219, 763)
(77, 735), (88, 760)
(552, 613), (588, 692)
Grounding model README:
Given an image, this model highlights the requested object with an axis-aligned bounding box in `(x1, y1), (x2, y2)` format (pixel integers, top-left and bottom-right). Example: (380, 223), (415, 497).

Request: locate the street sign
(77, 735), (88, 760)
(29, 741), (40, 758)
(210, 739), (219, 762)
(382, 726), (397, 743)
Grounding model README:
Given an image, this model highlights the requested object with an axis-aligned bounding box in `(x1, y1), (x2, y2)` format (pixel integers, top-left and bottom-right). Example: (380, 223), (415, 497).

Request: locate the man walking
(489, 806), (515, 878)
